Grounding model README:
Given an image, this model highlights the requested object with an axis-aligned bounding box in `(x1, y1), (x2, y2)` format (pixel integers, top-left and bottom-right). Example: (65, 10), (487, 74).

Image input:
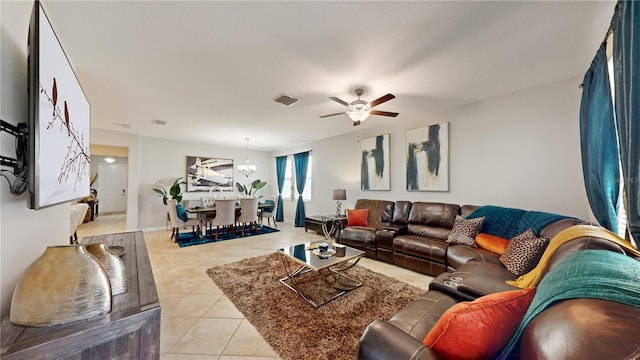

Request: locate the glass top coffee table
(277, 242), (365, 308)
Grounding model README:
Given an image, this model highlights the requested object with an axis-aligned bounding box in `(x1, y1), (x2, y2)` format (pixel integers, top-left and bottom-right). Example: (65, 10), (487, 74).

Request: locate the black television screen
(28, 0), (91, 209)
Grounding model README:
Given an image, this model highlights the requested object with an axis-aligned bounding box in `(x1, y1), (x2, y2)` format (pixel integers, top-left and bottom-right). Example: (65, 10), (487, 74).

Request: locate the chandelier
(237, 138), (257, 177)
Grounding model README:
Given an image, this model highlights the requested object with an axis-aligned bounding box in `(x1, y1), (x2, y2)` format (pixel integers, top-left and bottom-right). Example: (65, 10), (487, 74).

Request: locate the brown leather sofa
(335, 199), (394, 258)
(358, 236), (640, 360)
(336, 200), (582, 277)
(338, 199), (640, 359)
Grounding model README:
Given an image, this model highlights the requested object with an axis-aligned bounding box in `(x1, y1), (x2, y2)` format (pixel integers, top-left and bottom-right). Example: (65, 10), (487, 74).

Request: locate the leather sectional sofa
(335, 199), (640, 359)
(336, 199), (585, 276)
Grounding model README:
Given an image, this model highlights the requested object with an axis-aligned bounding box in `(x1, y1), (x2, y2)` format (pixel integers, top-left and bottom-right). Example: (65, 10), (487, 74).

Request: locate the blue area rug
(176, 225), (279, 248)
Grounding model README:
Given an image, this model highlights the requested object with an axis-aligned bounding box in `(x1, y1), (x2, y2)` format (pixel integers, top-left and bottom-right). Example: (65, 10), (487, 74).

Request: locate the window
(282, 158), (292, 199)
(607, 55), (628, 239)
(281, 154), (312, 201)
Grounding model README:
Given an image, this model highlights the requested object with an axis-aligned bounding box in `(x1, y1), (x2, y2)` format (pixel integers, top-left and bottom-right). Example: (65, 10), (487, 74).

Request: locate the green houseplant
(153, 177), (186, 205)
(236, 179), (267, 197)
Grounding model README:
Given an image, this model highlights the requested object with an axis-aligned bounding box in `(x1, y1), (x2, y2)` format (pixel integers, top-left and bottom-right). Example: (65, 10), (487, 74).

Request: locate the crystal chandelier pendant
(237, 138), (257, 177)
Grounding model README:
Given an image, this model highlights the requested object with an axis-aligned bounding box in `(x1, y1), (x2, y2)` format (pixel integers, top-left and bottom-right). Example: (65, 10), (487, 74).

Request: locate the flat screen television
(28, 0), (91, 209)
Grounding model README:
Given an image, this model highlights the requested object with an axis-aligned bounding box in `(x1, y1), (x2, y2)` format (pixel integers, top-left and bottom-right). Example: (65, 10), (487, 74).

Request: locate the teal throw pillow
(176, 203), (188, 221)
(263, 199), (275, 213)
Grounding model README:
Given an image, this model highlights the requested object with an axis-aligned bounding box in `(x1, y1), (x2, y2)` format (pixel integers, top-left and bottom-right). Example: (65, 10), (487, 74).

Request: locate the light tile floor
(76, 214), (432, 359)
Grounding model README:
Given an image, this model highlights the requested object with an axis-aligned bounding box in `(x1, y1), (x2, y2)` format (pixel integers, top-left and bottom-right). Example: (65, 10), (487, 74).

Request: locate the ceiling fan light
(348, 109), (370, 122)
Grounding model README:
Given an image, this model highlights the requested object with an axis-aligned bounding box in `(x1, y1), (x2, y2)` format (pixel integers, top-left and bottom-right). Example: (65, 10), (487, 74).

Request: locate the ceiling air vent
(273, 93), (299, 106)
(151, 119), (167, 125)
(113, 123), (131, 129)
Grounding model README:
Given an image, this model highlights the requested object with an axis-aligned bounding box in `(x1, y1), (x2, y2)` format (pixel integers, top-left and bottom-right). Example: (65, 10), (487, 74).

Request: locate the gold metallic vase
(85, 243), (127, 295)
(10, 245), (112, 327)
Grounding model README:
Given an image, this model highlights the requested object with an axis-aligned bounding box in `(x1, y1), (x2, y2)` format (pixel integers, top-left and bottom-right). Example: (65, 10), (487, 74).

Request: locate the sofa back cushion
(538, 217), (587, 240)
(466, 205), (569, 239)
(461, 204), (480, 217)
(408, 202), (460, 228)
(520, 298), (640, 360)
(355, 199), (394, 230)
(392, 201), (412, 224)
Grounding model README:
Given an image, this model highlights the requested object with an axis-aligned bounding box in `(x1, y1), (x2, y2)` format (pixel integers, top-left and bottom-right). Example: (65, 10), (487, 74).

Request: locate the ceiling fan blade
(329, 97), (350, 107)
(370, 110), (399, 117)
(319, 112), (346, 118)
(369, 93), (395, 108)
(353, 120), (361, 126)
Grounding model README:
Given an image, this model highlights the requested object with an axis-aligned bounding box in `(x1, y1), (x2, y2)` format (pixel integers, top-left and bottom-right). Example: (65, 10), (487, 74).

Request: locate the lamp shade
(333, 189), (346, 201)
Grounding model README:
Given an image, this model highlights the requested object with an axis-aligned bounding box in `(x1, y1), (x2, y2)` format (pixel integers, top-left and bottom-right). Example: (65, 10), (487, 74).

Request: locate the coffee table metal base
(278, 253), (363, 308)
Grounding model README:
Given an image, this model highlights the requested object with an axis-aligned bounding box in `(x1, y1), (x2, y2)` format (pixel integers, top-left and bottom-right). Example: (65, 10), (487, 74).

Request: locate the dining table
(185, 201), (275, 228)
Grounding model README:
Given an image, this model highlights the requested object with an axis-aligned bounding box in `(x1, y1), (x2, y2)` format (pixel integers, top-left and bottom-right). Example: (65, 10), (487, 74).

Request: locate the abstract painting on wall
(361, 133), (390, 190)
(406, 123), (449, 191)
(186, 156), (234, 192)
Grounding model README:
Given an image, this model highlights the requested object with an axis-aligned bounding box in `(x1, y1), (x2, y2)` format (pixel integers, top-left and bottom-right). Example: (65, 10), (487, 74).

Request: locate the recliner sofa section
(335, 199), (394, 259)
(392, 202), (460, 276)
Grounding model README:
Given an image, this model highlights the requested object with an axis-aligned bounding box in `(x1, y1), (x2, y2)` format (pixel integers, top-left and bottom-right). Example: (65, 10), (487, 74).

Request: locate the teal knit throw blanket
(465, 205), (568, 239)
(497, 250), (640, 360)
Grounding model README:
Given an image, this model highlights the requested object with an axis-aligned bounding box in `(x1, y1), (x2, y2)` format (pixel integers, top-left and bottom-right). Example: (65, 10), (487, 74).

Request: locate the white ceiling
(42, 0), (615, 152)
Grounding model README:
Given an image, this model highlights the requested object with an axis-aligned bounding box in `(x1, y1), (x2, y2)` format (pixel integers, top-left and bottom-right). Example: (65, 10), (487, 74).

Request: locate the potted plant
(153, 177), (186, 205)
(236, 179), (267, 198)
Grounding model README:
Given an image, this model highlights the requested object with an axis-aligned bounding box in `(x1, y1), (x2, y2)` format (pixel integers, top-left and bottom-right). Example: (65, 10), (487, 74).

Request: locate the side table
(304, 215), (345, 239)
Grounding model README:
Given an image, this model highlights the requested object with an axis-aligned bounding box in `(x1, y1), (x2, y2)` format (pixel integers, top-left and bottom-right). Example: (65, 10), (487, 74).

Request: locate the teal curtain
(613, 0), (640, 241)
(275, 155), (287, 222)
(293, 151), (310, 227)
(579, 43), (620, 233)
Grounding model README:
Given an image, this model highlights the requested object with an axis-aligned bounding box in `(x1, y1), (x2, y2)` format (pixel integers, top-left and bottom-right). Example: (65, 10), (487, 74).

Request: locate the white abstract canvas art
(406, 123), (449, 191)
(361, 134), (390, 190)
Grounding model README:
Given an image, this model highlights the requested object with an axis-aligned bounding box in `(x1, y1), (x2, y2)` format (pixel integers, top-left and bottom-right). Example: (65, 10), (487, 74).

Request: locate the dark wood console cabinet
(1, 231), (160, 359)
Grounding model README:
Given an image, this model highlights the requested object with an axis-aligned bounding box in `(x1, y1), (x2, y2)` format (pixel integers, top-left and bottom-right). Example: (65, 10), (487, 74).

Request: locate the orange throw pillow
(475, 233), (510, 255)
(347, 209), (369, 227)
(423, 288), (536, 360)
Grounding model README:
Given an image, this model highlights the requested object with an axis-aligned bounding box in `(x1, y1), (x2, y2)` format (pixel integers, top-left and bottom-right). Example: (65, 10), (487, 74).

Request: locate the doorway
(98, 162), (128, 213)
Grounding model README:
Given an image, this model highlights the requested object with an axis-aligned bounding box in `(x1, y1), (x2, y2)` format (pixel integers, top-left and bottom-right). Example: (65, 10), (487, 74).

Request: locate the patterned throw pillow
(500, 229), (549, 276)
(446, 216), (485, 246)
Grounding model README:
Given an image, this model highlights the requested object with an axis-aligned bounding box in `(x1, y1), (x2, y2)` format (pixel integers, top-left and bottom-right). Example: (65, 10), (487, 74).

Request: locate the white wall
(0, 1), (71, 319)
(275, 78), (591, 221)
(138, 136), (273, 230)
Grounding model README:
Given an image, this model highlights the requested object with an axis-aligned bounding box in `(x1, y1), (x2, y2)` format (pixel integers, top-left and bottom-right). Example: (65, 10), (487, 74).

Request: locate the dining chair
(167, 199), (201, 242)
(237, 198), (259, 236)
(261, 197), (278, 228)
(206, 198), (237, 240)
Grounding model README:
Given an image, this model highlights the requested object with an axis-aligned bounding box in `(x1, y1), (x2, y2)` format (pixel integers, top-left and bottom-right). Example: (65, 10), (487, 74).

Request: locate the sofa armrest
(358, 320), (446, 360)
(334, 217), (349, 237)
(376, 225), (406, 250)
(381, 223), (408, 233)
(452, 261), (519, 297)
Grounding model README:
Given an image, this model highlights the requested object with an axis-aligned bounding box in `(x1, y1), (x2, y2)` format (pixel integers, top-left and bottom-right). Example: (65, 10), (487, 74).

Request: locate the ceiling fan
(319, 88), (399, 126)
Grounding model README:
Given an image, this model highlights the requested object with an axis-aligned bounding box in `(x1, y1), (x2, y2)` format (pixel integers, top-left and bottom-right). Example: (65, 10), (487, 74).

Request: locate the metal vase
(10, 245), (112, 327)
(85, 243), (127, 295)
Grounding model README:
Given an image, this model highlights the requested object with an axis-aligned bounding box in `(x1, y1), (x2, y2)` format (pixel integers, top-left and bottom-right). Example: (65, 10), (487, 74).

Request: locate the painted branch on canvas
(406, 123), (449, 191)
(186, 156), (234, 192)
(361, 134), (390, 190)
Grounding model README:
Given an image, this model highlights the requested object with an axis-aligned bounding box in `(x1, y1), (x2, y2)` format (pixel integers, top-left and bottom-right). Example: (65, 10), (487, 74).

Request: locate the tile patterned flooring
(76, 214), (432, 359)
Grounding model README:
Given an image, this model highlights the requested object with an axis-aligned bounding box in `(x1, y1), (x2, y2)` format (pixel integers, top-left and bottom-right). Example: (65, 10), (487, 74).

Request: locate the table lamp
(333, 189), (346, 217)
